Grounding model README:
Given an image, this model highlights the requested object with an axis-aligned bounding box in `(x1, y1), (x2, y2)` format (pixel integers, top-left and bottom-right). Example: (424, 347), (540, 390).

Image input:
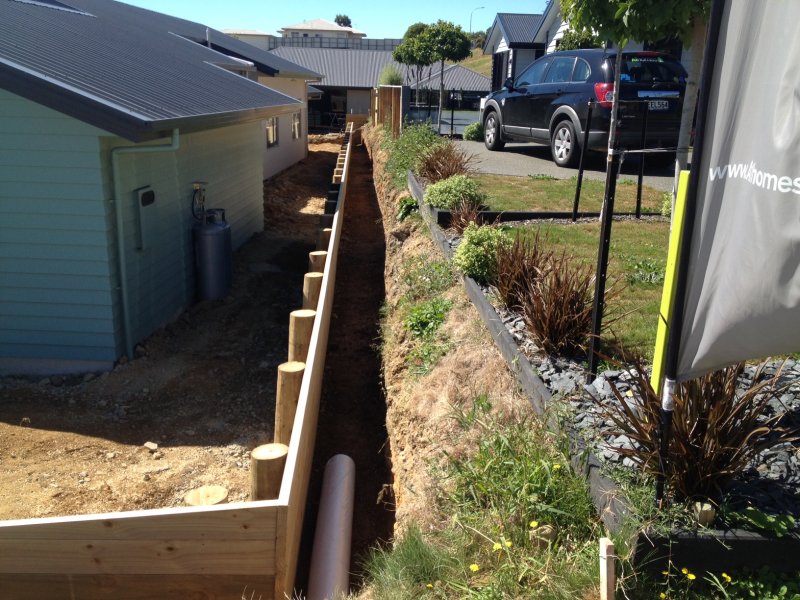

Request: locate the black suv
(481, 48), (688, 167)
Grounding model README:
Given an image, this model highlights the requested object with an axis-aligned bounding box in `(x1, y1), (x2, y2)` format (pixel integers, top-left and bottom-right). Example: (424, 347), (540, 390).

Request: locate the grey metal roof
(489, 13), (543, 47)
(0, 0), (316, 141)
(271, 47), (411, 89)
(416, 65), (490, 92)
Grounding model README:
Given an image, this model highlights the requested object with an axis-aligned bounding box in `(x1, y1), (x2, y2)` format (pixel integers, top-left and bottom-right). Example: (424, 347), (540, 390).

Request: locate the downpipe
(111, 129), (180, 360)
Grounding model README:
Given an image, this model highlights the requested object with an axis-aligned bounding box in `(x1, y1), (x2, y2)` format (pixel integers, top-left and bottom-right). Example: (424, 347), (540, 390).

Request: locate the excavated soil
(0, 143), (338, 520)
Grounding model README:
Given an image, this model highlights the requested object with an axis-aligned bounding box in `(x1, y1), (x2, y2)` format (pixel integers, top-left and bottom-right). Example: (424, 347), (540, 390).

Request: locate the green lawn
(476, 173), (665, 214)
(508, 219), (670, 358)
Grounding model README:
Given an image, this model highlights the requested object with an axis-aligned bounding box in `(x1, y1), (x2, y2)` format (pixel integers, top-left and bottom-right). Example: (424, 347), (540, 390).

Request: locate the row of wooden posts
(249, 142), (348, 503)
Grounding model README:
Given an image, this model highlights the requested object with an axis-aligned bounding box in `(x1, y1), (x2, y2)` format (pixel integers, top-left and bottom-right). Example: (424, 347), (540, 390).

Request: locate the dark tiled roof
(0, 0), (317, 141)
(496, 13), (543, 45)
(271, 47), (410, 88)
(416, 65), (490, 92)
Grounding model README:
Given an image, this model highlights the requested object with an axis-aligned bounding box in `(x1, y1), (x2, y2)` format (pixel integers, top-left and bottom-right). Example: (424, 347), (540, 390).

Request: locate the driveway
(456, 139), (677, 193)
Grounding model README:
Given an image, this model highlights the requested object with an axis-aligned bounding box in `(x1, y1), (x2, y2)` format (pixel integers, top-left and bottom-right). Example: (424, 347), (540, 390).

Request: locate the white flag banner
(676, 0), (800, 381)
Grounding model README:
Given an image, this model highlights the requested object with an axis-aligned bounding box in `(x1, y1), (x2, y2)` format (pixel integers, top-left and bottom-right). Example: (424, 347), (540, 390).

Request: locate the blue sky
(123, 0), (548, 39)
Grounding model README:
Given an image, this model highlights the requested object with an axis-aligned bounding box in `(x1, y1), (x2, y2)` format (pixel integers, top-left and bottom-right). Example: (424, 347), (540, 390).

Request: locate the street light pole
(469, 6), (484, 34)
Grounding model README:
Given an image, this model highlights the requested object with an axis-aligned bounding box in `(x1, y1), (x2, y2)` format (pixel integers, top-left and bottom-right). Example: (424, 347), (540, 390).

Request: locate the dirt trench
(295, 141), (395, 592)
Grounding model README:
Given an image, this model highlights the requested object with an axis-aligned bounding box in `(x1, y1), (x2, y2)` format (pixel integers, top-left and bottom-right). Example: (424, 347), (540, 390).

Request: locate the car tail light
(594, 83), (614, 108)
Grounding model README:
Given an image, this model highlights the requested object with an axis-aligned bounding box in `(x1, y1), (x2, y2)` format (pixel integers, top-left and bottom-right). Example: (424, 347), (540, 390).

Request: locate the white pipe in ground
(307, 454), (356, 600)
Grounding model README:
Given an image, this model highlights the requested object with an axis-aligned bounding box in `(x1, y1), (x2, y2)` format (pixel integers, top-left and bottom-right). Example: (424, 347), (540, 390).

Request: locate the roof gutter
(111, 129), (180, 360)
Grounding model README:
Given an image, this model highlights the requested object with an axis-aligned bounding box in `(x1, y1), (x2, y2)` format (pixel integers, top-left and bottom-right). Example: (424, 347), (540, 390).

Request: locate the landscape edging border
(407, 169), (800, 575)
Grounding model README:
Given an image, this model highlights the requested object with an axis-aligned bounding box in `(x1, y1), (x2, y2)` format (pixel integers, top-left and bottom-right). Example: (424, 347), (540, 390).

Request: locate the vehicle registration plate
(648, 100), (669, 111)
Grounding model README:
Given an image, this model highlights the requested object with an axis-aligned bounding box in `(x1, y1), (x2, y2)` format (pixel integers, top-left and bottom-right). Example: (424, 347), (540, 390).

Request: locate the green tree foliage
(393, 23), (435, 100)
(560, 0), (711, 170)
(334, 14), (352, 28)
(424, 20), (472, 132)
(557, 29), (602, 50)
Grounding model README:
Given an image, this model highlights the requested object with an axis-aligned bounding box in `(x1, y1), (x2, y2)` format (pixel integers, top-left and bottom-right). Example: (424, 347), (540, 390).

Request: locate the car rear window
(615, 54), (687, 84)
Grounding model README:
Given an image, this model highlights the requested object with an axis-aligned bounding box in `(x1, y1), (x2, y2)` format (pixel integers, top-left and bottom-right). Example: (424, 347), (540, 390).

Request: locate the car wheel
(484, 111), (505, 151)
(551, 120), (580, 168)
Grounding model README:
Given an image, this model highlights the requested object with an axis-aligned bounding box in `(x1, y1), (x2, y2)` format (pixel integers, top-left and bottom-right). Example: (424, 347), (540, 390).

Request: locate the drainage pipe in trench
(307, 454), (356, 600)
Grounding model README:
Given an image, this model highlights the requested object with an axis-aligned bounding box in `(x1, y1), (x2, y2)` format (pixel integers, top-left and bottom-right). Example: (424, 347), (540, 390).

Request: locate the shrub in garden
(601, 360), (799, 503)
(424, 174), (486, 211)
(462, 121), (484, 141)
(448, 198), (483, 234)
(493, 231), (550, 311)
(517, 249), (596, 356)
(416, 140), (476, 183)
(383, 122), (443, 189)
(452, 223), (508, 284)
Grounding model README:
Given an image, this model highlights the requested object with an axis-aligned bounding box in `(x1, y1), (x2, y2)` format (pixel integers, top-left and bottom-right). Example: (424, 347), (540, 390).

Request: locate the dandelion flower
(492, 542), (502, 552)
(469, 563), (480, 573)
(687, 573), (696, 581)
(426, 584), (433, 589)
(681, 567), (689, 575)
(722, 572), (732, 583)
(553, 464), (561, 470)
(529, 520), (539, 528)
(505, 540), (512, 547)
(659, 594), (666, 599)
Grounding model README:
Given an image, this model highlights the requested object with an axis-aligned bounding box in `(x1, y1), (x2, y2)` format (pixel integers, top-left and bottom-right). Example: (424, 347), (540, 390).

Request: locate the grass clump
(452, 223), (507, 285)
(417, 141), (476, 183)
(424, 174), (486, 211)
(361, 398), (600, 599)
(462, 121), (483, 141)
(404, 298), (452, 339)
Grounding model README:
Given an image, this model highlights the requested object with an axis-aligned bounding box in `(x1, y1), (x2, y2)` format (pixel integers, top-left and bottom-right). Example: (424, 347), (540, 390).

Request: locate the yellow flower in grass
(553, 464), (562, 470)
(505, 540), (512, 547)
(659, 593), (666, 599)
(492, 542), (502, 552)
(469, 563), (480, 573)
(426, 583), (433, 589)
(722, 572), (732, 583)
(529, 520), (539, 528)
(681, 567), (689, 575)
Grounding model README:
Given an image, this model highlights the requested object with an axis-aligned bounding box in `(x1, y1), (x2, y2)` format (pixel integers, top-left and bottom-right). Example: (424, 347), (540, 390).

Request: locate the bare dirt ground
(0, 143), (338, 521)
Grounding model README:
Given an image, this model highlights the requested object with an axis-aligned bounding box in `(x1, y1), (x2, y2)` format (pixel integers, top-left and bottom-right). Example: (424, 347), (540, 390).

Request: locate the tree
(561, 0), (710, 175)
(557, 28), (602, 50)
(392, 23), (435, 106)
(423, 20), (472, 133)
(334, 14), (352, 28)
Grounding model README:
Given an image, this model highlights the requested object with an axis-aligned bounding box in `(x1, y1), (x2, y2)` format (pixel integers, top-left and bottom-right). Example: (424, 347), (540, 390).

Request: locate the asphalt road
(456, 139), (678, 193)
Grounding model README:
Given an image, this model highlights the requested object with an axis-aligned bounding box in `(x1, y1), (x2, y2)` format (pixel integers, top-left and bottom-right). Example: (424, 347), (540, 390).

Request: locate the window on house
(266, 117), (278, 148)
(292, 112), (301, 140)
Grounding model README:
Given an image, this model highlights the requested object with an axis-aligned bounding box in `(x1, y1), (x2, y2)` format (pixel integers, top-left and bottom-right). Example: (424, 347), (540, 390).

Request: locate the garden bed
(408, 169), (800, 575)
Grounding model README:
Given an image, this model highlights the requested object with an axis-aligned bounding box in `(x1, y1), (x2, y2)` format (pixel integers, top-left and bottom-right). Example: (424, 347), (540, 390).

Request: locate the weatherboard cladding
(496, 13), (543, 46)
(0, 0), (309, 141)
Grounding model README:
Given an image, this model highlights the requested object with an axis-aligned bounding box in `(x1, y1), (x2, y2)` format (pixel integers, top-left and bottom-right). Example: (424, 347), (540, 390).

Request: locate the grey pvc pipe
(307, 454), (356, 600)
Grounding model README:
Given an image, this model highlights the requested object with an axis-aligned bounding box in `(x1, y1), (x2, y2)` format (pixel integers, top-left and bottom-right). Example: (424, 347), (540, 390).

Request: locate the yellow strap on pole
(651, 171), (691, 395)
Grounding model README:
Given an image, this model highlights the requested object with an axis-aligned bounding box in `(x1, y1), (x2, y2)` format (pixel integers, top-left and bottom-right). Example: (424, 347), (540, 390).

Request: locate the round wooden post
(288, 308), (316, 362)
(274, 361), (305, 445)
(317, 228), (333, 251)
(303, 272), (324, 310)
(250, 443), (289, 500)
(308, 250), (328, 273)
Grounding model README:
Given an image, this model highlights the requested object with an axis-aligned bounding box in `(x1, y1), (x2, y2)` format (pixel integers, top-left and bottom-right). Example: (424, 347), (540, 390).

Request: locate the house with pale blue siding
(0, 0), (320, 375)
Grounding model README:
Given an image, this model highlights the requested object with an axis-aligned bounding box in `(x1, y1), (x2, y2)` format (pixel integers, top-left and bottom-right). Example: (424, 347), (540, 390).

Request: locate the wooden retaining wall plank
(0, 574), (274, 600)
(0, 539), (275, 575)
(0, 503), (277, 540)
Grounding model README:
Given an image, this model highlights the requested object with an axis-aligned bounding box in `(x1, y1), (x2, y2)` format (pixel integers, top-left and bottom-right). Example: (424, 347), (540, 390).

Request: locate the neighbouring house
(0, 0), (319, 375)
(279, 19), (366, 46)
(484, 13), (545, 91)
(484, 3), (693, 93)
(270, 47), (490, 128)
(228, 23), (402, 53)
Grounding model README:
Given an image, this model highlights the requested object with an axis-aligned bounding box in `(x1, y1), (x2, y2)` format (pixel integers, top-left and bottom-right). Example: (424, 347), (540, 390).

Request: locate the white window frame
(291, 112), (301, 140)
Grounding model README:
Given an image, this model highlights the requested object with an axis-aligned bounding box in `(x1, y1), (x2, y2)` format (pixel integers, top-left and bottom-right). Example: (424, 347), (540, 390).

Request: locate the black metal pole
(636, 104), (649, 219)
(450, 90), (455, 136)
(573, 101), (594, 221)
(655, 0), (726, 506)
